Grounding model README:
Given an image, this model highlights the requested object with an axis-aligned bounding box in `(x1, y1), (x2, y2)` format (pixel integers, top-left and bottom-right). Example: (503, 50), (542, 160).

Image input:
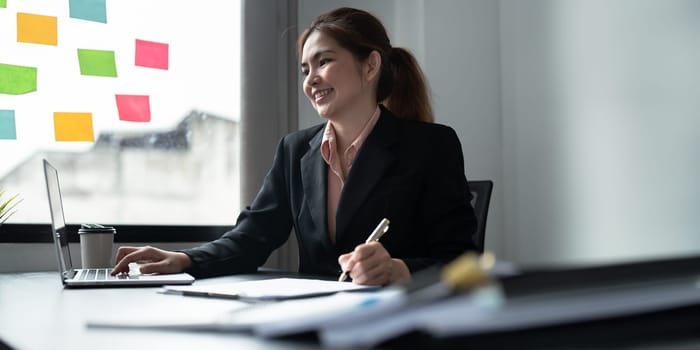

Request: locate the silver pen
(338, 218), (391, 282)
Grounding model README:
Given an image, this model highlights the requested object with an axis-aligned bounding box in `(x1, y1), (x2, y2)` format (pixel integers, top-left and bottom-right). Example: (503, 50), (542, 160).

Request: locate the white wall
(501, 0), (700, 265)
(419, 0), (504, 257)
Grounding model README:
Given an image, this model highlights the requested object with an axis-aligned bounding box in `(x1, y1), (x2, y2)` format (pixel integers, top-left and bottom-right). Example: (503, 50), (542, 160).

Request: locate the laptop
(43, 159), (195, 287)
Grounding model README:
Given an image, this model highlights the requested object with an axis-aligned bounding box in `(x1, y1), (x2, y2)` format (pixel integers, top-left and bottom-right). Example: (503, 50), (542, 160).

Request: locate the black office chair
(467, 180), (493, 253)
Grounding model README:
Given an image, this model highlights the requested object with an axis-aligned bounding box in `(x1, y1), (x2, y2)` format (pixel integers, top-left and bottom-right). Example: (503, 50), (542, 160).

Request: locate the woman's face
(301, 31), (371, 120)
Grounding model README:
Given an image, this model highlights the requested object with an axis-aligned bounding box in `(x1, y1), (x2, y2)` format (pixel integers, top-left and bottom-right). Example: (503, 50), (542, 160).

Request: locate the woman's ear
(364, 50), (382, 83)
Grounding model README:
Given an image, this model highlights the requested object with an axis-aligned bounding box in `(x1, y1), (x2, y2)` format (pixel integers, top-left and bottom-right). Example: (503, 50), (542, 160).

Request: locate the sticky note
(0, 110), (17, 140)
(17, 13), (58, 46)
(115, 94), (151, 122)
(0, 63), (37, 95)
(54, 112), (95, 142)
(0, 0), (7, 8)
(77, 49), (117, 77)
(135, 39), (169, 70)
(69, 0), (107, 23)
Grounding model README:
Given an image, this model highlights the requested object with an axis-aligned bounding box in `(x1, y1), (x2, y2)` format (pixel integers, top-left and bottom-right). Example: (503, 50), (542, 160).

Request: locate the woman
(112, 7), (478, 286)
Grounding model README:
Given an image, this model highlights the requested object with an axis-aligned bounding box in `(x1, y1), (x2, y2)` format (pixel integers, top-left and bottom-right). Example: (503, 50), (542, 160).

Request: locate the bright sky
(0, 0), (240, 177)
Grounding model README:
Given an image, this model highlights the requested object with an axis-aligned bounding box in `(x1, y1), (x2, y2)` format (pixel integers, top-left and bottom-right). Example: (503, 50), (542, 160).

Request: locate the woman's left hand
(338, 241), (410, 285)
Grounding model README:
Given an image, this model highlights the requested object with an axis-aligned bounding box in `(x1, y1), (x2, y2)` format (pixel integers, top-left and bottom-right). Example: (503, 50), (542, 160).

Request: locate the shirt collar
(321, 105), (381, 165)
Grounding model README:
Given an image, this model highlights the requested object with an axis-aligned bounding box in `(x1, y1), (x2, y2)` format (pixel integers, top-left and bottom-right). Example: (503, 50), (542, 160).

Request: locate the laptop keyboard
(77, 268), (129, 280)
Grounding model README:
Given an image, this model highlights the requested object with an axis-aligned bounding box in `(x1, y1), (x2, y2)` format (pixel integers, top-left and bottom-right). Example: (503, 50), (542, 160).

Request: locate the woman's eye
(319, 58), (331, 66)
(301, 69), (309, 76)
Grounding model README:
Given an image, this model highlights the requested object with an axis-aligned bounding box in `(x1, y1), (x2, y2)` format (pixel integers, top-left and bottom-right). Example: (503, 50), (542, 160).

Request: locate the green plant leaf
(0, 191), (22, 224)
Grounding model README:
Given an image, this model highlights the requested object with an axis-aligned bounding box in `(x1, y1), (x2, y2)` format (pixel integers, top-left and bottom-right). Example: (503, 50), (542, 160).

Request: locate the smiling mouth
(313, 88), (333, 102)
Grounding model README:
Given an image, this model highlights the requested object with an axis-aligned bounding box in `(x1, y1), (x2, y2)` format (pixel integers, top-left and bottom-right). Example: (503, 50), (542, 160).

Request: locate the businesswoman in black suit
(112, 7), (478, 286)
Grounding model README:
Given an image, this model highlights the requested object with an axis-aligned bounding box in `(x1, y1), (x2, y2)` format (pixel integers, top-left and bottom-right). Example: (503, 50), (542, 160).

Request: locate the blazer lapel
(300, 128), (332, 247)
(335, 110), (398, 240)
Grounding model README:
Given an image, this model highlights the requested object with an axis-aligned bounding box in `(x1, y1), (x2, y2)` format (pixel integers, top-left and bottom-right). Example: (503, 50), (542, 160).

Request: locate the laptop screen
(43, 159), (74, 277)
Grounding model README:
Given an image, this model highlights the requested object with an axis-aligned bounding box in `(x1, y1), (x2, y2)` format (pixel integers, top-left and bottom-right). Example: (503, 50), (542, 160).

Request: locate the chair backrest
(467, 180), (493, 253)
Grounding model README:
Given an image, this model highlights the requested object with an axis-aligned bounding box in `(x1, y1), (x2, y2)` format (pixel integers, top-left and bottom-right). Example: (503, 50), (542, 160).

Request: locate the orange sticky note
(54, 112), (95, 142)
(17, 13), (58, 46)
(115, 94), (151, 122)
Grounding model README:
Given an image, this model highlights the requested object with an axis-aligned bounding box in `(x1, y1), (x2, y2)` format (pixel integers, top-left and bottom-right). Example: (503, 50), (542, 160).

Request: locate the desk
(3, 271), (700, 350)
(0, 271), (326, 350)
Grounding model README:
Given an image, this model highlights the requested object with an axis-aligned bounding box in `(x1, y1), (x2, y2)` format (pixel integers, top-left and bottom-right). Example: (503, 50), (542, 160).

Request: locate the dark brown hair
(298, 7), (434, 123)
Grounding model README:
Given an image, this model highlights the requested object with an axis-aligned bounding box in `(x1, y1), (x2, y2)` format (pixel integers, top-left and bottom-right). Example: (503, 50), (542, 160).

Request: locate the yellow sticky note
(54, 112), (94, 142)
(17, 12), (58, 46)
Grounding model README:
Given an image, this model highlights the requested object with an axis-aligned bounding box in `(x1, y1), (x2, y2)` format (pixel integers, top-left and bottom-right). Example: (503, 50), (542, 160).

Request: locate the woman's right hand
(110, 245), (192, 276)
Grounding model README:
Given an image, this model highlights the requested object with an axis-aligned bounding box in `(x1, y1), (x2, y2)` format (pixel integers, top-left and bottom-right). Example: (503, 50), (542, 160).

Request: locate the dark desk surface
(0, 271), (327, 350)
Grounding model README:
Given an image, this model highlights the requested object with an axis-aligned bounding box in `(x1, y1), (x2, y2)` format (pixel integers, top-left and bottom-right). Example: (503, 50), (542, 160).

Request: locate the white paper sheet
(160, 277), (374, 301)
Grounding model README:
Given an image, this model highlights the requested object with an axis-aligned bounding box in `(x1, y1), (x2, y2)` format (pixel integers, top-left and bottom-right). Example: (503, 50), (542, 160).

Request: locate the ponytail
(380, 47), (434, 123)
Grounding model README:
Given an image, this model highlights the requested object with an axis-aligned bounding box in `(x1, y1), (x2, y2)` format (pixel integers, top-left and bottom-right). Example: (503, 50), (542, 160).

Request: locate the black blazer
(183, 106), (478, 278)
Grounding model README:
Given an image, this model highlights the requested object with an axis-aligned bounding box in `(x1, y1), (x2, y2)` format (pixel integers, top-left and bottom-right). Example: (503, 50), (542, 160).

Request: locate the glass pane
(0, 1), (241, 225)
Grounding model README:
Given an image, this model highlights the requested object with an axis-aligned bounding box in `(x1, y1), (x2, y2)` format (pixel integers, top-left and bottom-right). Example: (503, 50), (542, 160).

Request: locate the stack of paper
(86, 278), (403, 333)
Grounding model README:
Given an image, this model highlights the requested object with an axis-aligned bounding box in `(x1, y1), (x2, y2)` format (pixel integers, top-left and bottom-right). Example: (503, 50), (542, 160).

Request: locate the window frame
(0, 223), (230, 243)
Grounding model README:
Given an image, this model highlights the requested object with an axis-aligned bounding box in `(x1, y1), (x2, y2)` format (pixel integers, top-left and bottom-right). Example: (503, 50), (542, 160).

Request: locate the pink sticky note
(135, 39), (169, 70)
(115, 94), (151, 122)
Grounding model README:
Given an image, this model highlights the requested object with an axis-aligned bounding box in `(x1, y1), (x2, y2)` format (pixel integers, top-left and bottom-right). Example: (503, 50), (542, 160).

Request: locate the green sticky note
(0, 63), (38, 95)
(0, 110), (17, 140)
(0, 0), (7, 8)
(77, 48), (117, 77)
(69, 0), (107, 23)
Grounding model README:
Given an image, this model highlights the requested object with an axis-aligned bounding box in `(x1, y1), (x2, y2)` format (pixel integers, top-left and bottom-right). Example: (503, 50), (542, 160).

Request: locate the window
(0, 1), (241, 228)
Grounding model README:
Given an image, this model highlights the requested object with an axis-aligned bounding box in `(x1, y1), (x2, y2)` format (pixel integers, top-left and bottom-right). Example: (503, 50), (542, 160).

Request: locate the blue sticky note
(69, 0), (107, 24)
(0, 110), (17, 140)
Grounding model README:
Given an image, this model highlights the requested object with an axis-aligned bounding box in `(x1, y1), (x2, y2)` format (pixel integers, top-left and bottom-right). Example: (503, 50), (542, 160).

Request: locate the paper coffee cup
(79, 224), (116, 268)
